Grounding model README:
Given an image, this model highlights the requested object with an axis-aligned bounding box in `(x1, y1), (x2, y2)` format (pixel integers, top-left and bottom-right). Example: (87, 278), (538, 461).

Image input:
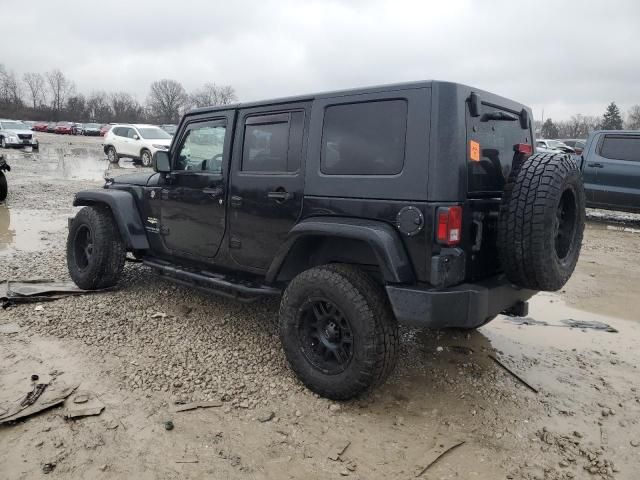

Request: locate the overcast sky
(5, 0), (640, 121)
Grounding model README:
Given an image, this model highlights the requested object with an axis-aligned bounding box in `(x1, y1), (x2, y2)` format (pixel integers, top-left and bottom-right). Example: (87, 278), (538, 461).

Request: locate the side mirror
(133, 134), (140, 140)
(153, 150), (171, 173)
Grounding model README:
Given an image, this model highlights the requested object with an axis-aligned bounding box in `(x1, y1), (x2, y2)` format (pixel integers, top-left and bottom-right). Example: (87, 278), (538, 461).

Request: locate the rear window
(600, 135), (640, 162)
(320, 100), (407, 175)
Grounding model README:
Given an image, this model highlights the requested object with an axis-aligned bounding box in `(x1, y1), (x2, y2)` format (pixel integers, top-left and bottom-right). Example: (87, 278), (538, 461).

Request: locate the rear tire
(67, 206), (126, 290)
(498, 153), (585, 291)
(0, 172), (7, 201)
(106, 146), (118, 164)
(279, 264), (399, 400)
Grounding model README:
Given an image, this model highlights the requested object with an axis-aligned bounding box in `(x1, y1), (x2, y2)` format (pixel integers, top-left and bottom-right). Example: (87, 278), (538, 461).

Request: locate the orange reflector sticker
(470, 141), (480, 162)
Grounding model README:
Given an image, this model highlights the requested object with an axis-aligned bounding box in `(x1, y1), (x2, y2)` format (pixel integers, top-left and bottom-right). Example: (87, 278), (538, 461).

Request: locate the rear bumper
(386, 276), (536, 329)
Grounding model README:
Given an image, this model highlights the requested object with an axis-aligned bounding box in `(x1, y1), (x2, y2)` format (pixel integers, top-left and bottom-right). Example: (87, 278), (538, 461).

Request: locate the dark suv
(66, 81), (585, 399)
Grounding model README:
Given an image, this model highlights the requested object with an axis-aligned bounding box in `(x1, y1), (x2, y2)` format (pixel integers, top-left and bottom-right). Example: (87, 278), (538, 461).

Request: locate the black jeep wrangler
(66, 81), (585, 400)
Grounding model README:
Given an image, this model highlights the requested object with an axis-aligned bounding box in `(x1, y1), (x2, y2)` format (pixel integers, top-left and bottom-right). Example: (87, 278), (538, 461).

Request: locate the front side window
(600, 136), (640, 162)
(321, 100), (407, 175)
(175, 123), (226, 173)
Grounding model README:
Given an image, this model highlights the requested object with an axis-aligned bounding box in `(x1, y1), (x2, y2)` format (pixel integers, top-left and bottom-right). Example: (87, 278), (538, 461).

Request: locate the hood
(4, 128), (33, 135)
(108, 172), (155, 186)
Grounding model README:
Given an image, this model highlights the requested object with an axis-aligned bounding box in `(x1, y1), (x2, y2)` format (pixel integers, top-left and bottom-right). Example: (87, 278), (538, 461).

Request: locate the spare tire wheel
(498, 153), (585, 291)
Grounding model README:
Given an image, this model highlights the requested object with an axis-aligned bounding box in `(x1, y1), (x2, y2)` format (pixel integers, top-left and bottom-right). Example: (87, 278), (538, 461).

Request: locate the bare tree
(189, 83), (237, 108)
(23, 72), (46, 109)
(556, 114), (601, 139)
(86, 91), (113, 123)
(46, 69), (75, 115)
(110, 92), (143, 122)
(146, 79), (188, 123)
(626, 105), (640, 130)
(0, 64), (23, 110)
(66, 94), (87, 120)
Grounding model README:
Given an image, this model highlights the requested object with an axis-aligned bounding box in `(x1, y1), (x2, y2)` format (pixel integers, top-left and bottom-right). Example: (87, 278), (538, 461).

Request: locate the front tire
(67, 206), (126, 290)
(106, 146), (118, 164)
(140, 149), (152, 167)
(279, 264), (399, 400)
(0, 172), (7, 201)
(0, 137), (6, 149)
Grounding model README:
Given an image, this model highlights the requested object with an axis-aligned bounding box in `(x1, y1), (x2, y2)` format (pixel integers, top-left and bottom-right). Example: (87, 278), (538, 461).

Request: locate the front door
(228, 103), (309, 271)
(158, 114), (232, 259)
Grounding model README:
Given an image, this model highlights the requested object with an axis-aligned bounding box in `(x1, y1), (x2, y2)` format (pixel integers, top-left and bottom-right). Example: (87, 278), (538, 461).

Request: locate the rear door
(589, 134), (640, 210)
(228, 102), (309, 271)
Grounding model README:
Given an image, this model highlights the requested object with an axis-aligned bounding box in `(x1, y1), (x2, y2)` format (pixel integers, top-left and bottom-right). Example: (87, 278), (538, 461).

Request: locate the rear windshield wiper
(481, 111), (518, 122)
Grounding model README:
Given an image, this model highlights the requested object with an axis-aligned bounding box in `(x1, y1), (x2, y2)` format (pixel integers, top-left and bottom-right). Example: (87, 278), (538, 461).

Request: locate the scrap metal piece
(171, 400), (223, 413)
(488, 354), (539, 394)
(20, 383), (47, 407)
(0, 384), (79, 424)
(415, 440), (465, 477)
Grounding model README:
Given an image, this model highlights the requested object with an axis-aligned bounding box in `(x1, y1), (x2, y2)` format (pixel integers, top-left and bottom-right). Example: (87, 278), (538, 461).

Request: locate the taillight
(436, 206), (463, 246)
(514, 143), (533, 155)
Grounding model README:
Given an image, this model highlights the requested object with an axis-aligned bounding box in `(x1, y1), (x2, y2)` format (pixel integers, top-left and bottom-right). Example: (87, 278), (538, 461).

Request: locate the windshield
(1, 121), (28, 130)
(85, 123), (100, 128)
(137, 127), (171, 140)
(162, 125), (177, 135)
(547, 140), (568, 148)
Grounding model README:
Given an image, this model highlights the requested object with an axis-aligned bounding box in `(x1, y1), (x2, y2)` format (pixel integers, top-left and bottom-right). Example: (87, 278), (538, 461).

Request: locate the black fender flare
(73, 189), (149, 250)
(266, 217), (415, 284)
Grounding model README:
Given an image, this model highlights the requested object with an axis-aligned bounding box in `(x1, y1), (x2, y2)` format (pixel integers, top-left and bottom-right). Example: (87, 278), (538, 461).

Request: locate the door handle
(588, 162), (604, 168)
(203, 187), (224, 198)
(267, 190), (293, 202)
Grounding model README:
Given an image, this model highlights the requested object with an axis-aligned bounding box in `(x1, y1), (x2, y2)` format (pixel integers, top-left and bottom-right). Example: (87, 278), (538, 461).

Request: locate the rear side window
(242, 111), (304, 173)
(320, 100), (407, 175)
(600, 136), (640, 162)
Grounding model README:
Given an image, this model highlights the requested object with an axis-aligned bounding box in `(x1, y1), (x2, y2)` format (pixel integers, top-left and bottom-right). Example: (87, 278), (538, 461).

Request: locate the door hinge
(229, 238), (241, 249)
(230, 195), (243, 208)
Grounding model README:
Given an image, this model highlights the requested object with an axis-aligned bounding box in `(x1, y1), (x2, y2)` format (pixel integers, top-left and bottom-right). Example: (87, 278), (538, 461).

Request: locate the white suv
(103, 124), (172, 167)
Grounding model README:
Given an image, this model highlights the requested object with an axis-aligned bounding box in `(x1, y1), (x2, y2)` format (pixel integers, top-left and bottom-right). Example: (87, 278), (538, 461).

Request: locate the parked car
(82, 123), (102, 136)
(54, 122), (74, 134)
(103, 124), (172, 166)
(67, 81), (585, 400)
(99, 124), (113, 136)
(0, 119), (39, 150)
(22, 120), (36, 129)
(159, 124), (177, 136)
(579, 130), (640, 213)
(559, 139), (586, 155)
(46, 122), (57, 133)
(72, 123), (84, 135)
(33, 122), (49, 132)
(536, 139), (576, 154)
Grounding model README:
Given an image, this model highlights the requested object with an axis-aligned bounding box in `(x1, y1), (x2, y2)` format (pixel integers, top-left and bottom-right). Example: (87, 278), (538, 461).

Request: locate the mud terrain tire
(279, 264), (399, 400)
(67, 206), (126, 290)
(0, 172), (6, 201)
(498, 153), (585, 291)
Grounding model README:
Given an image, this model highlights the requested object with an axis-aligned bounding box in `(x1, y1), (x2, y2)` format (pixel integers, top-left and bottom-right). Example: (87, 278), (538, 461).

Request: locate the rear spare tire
(498, 152), (585, 291)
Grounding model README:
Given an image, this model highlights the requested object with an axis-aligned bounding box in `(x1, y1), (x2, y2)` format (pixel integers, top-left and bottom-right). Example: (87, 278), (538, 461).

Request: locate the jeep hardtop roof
(186, 80), (531, 118)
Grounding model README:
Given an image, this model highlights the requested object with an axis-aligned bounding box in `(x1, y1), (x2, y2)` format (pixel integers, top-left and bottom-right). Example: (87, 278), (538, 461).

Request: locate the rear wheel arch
(267, 218), (415, 285)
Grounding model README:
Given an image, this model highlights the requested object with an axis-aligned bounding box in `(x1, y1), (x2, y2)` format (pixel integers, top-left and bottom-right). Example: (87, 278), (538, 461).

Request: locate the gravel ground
(1, 134), (639, 479)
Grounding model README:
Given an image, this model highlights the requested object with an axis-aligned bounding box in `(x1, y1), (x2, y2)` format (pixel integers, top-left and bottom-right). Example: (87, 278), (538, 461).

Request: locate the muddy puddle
(6, 145), (138, 181)
(0, 206), (68, 255)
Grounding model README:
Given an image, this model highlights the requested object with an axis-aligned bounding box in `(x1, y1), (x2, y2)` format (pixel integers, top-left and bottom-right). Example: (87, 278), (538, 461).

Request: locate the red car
(33, 122), (49, 132)
(99, 124), (113, 136)
(54, 122), (74, 134)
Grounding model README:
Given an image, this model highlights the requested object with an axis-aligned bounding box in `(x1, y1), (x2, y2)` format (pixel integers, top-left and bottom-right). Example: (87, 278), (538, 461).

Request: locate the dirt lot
(1, 133), (639, 479)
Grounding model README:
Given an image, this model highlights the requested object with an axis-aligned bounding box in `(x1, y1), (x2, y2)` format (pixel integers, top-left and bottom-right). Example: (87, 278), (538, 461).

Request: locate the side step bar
(143, 258), (281, 303)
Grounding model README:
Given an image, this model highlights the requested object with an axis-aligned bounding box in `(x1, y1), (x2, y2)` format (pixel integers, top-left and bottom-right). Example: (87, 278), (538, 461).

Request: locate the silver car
(0, 120), (39, 149)
(535, 139), (575, 155)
